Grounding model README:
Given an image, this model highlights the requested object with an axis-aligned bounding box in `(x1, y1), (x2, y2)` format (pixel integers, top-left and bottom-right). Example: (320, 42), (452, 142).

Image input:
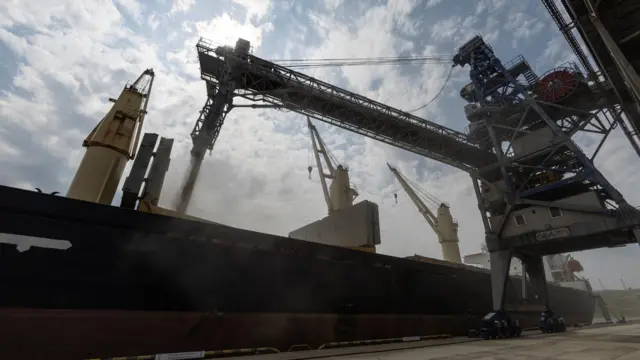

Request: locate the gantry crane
(454, 35), (640, 336)
(307, 117), (358, 215)
(66, 69), (155, 205)
(192, 36), (640, 337)
(387, 163), (462, 263)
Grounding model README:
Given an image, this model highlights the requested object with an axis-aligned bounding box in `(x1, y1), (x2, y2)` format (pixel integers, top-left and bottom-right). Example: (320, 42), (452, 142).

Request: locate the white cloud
(114, 0), (144, 23)
(148, 14), (160, 30)
(0, 0), (639, 293)
(233, 0), (272, 22)
(504, 12), (545, 47)
(191, 13), (273, 50)
(169, 0), (196, 15)
(324, 0), (343, 12)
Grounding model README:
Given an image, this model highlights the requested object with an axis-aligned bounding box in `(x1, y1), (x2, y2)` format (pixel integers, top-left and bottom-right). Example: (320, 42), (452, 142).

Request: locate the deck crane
(307, 117), (358, 215)
(66, 69), (155, 205)
(386, 163), (462, 263)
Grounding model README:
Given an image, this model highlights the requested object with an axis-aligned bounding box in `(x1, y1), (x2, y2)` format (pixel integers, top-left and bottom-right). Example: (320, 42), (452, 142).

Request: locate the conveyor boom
(196, 39), (497, 172)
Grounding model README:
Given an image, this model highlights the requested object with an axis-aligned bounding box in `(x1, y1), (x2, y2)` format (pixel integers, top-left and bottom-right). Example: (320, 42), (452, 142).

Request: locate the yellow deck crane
(302, 117), (378, 253)
(307, 117), (358, 215)
(387, 163), (462, 263)
(66, 69), (155, 205)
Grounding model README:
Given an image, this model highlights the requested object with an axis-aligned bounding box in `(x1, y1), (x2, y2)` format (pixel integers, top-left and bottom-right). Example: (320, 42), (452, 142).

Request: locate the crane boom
(308, 117), (358, 214)
(387, 164), (439, 234)
(196, 38), (498, 175)
(308, 117), (334, 213)
(387, 163), (462, 263)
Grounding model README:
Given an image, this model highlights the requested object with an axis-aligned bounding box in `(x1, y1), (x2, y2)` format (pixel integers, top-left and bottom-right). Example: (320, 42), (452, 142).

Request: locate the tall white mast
(387, 163), (462, 263)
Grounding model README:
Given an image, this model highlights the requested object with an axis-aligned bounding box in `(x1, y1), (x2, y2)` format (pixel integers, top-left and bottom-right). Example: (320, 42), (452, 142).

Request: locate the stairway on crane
(459, 55), (539, 101)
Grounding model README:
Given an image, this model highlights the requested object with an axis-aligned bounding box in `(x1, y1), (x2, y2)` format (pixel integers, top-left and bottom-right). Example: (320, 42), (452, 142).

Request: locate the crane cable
(323, 136), (341, 170)
(270, 55), (456, 113)
(407, 65), (455, 113)
(408, 178), (443, 209)
(400, 171), (444, 210)
(270, 55), (454, 69)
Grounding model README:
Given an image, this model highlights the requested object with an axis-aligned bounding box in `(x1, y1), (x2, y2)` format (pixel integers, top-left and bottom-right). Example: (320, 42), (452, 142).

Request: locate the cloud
(233, 0), (272, 22)
(0, 0), (639, 293)
(169, 0), (196, 15)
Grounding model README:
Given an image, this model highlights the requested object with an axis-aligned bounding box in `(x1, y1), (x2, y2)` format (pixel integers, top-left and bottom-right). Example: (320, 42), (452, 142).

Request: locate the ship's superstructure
(464, 252), (590, 291)
(387, 163), (461, 263)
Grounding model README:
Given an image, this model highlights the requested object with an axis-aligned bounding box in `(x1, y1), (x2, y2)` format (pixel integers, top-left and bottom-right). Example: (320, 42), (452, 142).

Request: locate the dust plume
(174, 154), (204, 214)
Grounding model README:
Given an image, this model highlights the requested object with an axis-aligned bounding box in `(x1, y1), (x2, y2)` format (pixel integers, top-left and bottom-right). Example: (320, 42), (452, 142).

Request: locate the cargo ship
(0, 68), (596, 360)
(0, 185), (596, 359)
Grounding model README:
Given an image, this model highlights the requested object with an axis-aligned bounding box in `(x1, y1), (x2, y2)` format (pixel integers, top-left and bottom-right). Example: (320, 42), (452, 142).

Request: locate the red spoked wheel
(536, 68), (579, 103)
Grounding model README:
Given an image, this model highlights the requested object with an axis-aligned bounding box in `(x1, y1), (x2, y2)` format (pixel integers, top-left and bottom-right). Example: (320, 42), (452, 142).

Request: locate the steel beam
(196, 38), (496, 173)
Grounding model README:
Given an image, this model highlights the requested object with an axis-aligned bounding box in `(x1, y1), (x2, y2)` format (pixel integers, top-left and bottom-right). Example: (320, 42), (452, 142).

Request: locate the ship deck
(225, 322), (640, 360)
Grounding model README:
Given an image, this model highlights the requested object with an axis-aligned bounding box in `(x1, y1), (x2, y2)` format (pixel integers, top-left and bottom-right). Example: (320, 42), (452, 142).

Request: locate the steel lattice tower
(453, 36), (640, 324)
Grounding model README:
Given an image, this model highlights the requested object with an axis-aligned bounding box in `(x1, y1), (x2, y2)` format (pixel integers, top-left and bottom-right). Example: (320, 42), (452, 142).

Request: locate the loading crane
(192, 36), (640, 337)
(66, 69), (155, 205)
(288, 117), (378, 254)
(387, 163), (462, 263)
(307, 117), (358, 215)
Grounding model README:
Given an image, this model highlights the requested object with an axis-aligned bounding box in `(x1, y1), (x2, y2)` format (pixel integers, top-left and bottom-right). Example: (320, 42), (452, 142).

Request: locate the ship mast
(387, 163), (462, 263)
(66, 69), (155, 205)
(307, 117), (358, 214)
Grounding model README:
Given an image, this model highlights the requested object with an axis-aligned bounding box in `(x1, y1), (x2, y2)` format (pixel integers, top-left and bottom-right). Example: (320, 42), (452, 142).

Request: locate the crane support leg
(521, 255), (550, 309)
(476, 249), (522, 339)
(489, 249), (511, 311)
(520, 254), (565, 332)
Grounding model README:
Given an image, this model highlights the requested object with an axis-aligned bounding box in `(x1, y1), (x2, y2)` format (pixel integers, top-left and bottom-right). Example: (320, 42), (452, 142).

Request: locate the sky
(0, 0), (639, 291)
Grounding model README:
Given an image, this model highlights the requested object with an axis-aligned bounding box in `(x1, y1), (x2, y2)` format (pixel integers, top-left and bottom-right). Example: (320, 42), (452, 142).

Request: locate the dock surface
(237, 323), (639, 360)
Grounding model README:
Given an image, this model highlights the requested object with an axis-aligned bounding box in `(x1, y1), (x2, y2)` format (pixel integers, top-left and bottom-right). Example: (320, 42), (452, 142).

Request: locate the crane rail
(196, 39), (497, 172)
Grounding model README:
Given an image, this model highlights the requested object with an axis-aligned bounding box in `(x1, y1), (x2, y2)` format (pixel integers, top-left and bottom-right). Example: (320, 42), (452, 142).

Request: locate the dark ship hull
(0, 186), (595, 359)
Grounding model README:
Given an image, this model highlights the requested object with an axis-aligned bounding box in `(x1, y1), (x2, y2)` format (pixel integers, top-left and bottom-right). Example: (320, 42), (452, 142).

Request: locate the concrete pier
(240, 323), (639, 360)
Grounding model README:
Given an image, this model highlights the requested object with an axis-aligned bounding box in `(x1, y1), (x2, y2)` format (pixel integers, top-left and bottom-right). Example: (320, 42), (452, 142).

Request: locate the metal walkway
(196, 39), (497, 173)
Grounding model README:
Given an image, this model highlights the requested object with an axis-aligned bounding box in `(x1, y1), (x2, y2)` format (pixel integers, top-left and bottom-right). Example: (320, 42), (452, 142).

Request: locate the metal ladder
(522, 65), (539, 87)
